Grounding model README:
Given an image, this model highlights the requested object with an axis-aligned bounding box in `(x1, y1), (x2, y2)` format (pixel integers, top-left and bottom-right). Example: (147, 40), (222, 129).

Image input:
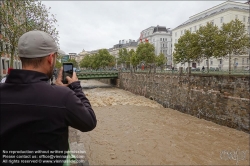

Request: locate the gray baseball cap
(18, 30), (66, 58)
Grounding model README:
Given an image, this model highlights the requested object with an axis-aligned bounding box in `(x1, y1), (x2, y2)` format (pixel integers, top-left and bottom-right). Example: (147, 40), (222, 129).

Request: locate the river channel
(76, 80), (249, 165)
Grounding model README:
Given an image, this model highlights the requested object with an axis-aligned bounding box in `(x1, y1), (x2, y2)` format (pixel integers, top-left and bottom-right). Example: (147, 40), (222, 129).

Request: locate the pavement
(68, 127), (89, 166)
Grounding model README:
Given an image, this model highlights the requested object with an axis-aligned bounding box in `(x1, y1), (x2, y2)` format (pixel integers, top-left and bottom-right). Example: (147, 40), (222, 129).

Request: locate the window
(210, 60), (213, 65)
(219, 59), (222, 64)
(175, 32), (177, 37)
(243, 16), (246, 22)
(220, 17), (223, 23)
(194, 26), (196, 31)
(181, 30), (183, 35)
(211, 21), (214, 25)
(242, 58), (244, 65)
(247, 58), (249, 64)
(160, 38), (162, 41)
(163, 44), (164, 47)
(2, 59), (5, 70)
(163, 38), (164, 41)
(0, 41), (2, 52)
(5, 44), (9, 53)
(165, 38), (167, 41)
(190, 27), (192, 32)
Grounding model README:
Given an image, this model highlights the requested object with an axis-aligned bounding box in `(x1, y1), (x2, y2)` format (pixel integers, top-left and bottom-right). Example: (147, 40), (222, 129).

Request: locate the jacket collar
(6, 69), (49, 84)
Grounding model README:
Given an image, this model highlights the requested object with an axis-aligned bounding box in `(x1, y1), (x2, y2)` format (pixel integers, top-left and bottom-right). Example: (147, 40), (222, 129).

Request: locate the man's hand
(55, 67), (78, 86)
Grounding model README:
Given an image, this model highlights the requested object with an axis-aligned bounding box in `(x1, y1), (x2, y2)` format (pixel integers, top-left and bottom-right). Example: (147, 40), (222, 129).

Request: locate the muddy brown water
(76, 80), (249, 165)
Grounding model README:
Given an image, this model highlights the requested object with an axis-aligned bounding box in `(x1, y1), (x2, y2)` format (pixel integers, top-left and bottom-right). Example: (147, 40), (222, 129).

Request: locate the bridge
(76, 71), (119, 80)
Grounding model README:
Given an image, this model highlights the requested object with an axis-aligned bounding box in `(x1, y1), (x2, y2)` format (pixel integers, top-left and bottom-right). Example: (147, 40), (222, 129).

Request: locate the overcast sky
(41, 1), (245, 54)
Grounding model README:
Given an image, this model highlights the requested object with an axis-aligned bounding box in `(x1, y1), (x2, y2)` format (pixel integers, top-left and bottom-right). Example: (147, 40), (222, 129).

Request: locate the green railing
(76, 71), (118, 80)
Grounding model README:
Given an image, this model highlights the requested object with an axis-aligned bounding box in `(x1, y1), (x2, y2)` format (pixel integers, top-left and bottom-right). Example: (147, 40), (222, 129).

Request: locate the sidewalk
(69, 127), (89, 166)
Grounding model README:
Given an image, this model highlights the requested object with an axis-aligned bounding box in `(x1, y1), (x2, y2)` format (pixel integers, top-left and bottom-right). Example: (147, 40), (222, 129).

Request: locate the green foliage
(0, 0), (58, 68)
(219, 19), (249, 56)
(130, 50), (140, 69)
(79, 49), (115, 70)
(117, 48), (128, 64)
(155, 53), (167, 67)
(173, 30), (200, 68)
(217, 19), (249, 73)
(136, 42), (155, 65)
(80, 54), (91, 69)
(67, 59), (78, 68)
(196, 22), (220, 72)
(55, 60), (62, 69)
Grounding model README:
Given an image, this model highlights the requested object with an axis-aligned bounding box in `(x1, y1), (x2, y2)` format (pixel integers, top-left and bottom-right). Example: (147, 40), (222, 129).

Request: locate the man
(0, 30), (97, 165)
(1, 68), (13, 83)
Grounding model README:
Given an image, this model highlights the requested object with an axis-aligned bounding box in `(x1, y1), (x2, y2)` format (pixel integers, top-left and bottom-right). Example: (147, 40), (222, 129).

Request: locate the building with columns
(172, 0), (249, 71)
(138, 25), (172, 68)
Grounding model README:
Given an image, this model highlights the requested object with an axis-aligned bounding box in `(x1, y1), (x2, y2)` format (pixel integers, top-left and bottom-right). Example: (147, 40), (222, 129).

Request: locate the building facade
(109, 40), (138, 69)
(75, 49), (89, 65)
(172, 0), (250, 71)
(138, 25), (172, 68)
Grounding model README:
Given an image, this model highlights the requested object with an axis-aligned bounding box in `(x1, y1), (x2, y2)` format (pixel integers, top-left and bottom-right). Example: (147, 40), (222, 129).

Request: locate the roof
(172, 1), (248, 30)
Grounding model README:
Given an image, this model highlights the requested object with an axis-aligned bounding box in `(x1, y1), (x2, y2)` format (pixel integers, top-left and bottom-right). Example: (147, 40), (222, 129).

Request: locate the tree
(156, 53), (167, 71)
(173, 30), (200, 73)
(81, 50), (115, 70)
(217, 19), (249, 74)
(25, 1), (58, 44)
(196, 22), (220, 73)
(67, 59), (78, 68)
(80, 54), (92, 69)
(127, 49), (135, 70)
(97, 49), (115, 69)
(130, 51), (140, 72)
(0, 0), (58, 68)
(117, 48), (128, 68)
(55, 60), (62, 69)
(136, 42), (155, 72)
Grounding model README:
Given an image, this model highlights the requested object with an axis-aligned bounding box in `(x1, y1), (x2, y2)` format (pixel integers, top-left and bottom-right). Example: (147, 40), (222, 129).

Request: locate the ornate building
(138, 25), (172, 68)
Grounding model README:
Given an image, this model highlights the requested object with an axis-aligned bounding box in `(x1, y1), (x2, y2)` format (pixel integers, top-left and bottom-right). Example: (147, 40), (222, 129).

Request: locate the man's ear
(47, 53), (54, 64)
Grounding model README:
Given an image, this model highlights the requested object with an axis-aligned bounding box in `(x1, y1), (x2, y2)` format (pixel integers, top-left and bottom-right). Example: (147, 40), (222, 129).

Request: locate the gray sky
(41, 1), (244, 54)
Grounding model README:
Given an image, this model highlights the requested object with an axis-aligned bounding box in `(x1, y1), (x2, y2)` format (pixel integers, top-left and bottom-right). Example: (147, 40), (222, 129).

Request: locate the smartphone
(62, 63), (73, 84)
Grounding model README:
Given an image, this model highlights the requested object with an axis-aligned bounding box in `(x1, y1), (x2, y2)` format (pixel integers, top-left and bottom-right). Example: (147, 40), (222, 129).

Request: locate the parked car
(244, 67), (250, 71)
(75, 69), (81, 72)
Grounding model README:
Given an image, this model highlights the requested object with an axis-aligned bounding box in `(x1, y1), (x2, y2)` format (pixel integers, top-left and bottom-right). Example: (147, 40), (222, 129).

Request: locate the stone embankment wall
(99, 73), (250, 133)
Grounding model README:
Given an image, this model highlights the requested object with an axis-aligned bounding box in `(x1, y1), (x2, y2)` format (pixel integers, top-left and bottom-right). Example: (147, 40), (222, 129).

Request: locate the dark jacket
(0, 69), (97, 165)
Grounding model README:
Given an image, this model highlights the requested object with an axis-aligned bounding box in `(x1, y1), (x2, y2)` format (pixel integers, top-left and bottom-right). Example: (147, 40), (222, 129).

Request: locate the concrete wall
(100, 73), (250, 133)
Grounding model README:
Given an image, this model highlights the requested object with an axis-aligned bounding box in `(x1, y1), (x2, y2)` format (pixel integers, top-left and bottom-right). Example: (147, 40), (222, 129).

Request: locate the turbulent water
(77, 80), (249, 165)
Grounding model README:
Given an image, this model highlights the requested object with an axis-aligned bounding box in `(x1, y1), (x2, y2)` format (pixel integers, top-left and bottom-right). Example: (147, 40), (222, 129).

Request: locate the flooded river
(77, 80), (249, 165)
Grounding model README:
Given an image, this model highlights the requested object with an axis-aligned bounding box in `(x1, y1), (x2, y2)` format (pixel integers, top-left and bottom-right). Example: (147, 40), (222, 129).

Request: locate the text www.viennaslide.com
(2, 150), (85, 164)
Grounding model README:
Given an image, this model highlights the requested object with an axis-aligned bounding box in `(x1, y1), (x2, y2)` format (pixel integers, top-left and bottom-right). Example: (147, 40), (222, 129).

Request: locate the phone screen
(63, 63), (73, 84)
